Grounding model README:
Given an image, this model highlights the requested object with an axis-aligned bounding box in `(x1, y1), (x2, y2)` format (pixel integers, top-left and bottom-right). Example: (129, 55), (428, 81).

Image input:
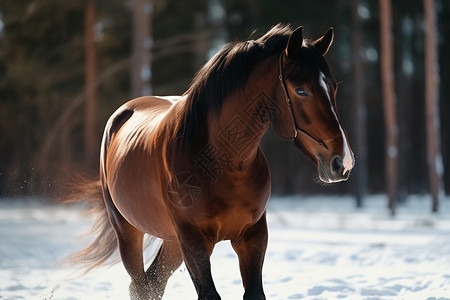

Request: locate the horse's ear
(312, 27), (334, 56)
(285, 26), (303, 60)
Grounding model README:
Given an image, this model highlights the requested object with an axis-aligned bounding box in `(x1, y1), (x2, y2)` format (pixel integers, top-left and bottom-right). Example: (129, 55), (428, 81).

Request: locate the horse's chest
(194, 181), (270, 238)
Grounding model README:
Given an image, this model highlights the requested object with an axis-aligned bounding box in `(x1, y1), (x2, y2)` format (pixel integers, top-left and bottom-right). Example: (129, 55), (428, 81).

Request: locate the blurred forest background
(0, 0), (448, 209)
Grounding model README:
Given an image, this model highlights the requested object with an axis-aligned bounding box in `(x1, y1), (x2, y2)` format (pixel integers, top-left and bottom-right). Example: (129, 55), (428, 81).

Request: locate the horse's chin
(318, 173), (349, 184)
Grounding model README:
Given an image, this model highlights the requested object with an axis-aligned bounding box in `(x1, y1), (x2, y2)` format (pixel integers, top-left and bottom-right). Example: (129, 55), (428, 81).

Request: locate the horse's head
(273, 27), (354, 183)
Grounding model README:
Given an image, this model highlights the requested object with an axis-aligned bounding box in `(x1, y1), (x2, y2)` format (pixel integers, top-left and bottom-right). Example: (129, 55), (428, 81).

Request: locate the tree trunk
(379, 0), (398, 215)
(424, 0), (445, 212)
(132, 0), (153, 97)
(84, 0), (98, 169)
(194, 11), (208, 70)
(351, 0), (368, 208)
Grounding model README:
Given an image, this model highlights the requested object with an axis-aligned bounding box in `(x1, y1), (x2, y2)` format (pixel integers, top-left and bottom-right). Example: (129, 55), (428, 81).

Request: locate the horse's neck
(204, 57), (278, 171)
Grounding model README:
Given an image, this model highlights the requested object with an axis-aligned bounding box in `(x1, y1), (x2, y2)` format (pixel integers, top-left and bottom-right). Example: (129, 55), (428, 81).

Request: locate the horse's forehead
(303, 67), (333, 91)
(318, 71), (327, 90)
(294, 54), (331, 82)
(318, 71), (332, 99)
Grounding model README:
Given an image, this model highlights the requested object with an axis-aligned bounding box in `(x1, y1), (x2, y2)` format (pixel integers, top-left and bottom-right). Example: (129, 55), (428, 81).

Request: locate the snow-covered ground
(1, 195), (450, 300)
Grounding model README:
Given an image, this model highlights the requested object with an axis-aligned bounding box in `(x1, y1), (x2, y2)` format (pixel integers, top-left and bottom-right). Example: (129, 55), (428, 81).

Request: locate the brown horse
(69, 24), (354, 300)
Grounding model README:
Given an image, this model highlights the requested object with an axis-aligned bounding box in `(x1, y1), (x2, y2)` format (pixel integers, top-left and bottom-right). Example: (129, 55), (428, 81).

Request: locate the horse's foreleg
(231, 212), (268, 300)
(145, 240), (183, 299)
(177, 225), (221, 300)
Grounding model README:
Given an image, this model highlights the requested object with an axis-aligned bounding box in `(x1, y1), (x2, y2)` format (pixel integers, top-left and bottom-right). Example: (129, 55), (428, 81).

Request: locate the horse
(68, 24), (354, 300)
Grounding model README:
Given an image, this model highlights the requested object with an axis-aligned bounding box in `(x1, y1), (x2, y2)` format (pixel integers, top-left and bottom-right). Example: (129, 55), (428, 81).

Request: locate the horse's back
(101, 95), (181, 238)
(122, 96), (178, 122)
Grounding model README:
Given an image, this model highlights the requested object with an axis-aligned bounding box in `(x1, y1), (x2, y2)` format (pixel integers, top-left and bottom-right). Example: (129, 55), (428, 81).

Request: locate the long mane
(177, 24), (296, 150)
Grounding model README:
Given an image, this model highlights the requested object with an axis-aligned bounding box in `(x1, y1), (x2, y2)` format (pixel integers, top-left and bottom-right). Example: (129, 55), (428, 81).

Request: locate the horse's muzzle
(317, 155), (352, 183)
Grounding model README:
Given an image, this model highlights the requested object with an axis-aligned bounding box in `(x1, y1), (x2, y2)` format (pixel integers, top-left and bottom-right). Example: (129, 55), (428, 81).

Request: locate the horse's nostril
(331, 156), (344, 175)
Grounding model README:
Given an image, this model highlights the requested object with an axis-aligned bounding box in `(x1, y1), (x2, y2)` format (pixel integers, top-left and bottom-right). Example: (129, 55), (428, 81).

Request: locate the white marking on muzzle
(319, 72), (354, 175)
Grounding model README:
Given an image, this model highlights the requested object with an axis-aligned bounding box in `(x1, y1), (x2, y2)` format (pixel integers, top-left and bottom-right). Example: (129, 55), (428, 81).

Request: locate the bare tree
(379, 0), (398, 215)
(424, 0), (445, 212)
(132, 0), (153, 97)
(351, 0), (368, 208)
(84, 0), (98, 169)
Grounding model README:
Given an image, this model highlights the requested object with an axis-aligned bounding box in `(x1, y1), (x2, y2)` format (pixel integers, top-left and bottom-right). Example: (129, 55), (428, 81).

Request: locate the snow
(1, 195), (450, 300)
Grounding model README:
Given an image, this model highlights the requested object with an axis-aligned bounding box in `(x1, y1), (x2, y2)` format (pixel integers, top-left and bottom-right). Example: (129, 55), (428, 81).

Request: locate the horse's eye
(296, 87), (308, 97)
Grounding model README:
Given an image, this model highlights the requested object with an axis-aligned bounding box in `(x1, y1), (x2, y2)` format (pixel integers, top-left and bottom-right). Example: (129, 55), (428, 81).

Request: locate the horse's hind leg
(145, 240), (183, 299)
(115, 224), (149, 300)
(103, 188), (149, 299)
(231, 212), (268, 300)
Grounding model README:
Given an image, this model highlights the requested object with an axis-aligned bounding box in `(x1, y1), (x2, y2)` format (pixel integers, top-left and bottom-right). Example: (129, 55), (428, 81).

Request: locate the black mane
(178, 24), (297, 149)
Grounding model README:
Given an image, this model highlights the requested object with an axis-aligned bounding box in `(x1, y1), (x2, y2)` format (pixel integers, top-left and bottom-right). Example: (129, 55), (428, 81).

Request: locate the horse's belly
(108, 153), (176, 239)
(112, 191), (176, 239)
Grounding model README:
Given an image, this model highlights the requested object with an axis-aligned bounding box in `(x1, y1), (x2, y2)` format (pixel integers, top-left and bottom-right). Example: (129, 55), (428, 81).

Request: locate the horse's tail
(63, 177), (118, 274)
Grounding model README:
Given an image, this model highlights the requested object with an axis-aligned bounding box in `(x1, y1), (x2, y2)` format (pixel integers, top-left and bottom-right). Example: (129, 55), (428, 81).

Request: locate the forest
(0, 0), (448, 210)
